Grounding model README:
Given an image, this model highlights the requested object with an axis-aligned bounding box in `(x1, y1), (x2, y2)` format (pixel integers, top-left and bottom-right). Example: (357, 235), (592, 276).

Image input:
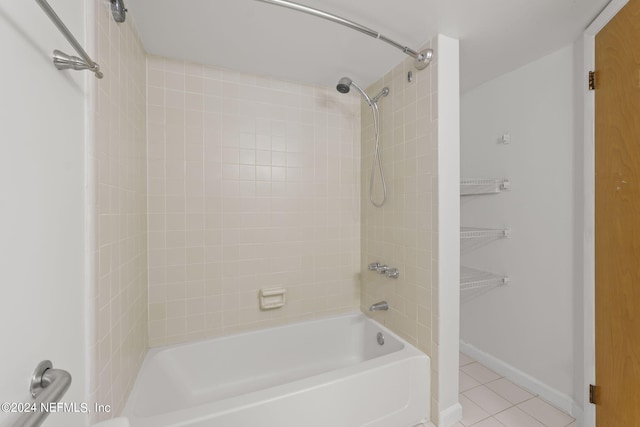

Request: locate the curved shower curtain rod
(254, 0), (433, 70)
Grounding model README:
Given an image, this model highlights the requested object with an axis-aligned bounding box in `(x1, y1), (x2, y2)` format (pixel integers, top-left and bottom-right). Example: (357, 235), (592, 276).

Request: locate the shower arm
(255, 0), (433, 70)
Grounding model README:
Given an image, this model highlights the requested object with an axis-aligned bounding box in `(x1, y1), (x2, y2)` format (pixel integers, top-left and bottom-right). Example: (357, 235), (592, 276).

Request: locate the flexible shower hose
(369, 102), (386, 207)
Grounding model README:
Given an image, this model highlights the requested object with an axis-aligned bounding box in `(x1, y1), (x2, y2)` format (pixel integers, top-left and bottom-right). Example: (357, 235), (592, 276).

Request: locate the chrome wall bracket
(15, 360), (72, 427)
(414, 49), (434, 70)
(29, 360), (53, 398)
(35, 0), (103, 79)
(111, 0), (127, 23)
(53, 50), (94, 72)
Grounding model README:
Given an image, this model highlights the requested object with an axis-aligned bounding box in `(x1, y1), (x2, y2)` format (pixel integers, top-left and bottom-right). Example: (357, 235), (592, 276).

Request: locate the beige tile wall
(360, 40), (439, 421)
(146, 56), (361, 347)
(88, 3), (148, 422)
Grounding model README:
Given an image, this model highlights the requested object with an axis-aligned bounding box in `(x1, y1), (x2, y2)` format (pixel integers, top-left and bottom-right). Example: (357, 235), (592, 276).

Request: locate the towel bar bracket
(12, 360), (72, 427)
(29, 360), (53, 399)
(35, 0), (103, 78)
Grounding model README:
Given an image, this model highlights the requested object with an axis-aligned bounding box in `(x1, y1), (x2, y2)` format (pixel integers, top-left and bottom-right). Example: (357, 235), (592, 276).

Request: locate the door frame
(581, 1), (629, 426)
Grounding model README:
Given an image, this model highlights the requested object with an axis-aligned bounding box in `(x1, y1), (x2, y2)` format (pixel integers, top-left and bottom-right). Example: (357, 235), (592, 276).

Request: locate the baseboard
(437, 402), (463, 427)
(460, 340), (581, 418)
(572, 400), (585, 426)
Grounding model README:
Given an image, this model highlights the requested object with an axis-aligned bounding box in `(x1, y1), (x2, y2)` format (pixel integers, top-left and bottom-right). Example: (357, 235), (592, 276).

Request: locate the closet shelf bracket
(460, 266), (509, 291)
(460, 179), (510, 196)
(460, 227), (511, 240)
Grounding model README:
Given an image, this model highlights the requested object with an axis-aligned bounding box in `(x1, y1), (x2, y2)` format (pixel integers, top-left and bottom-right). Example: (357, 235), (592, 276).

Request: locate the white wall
(571, 36), (586, 421)
(0, 1), (87, 426)
(436, 34), (462, 427)
(460, 45), (579, 412)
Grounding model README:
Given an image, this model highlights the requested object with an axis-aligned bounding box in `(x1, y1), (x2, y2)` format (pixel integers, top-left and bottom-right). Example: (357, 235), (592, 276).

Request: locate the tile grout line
(459, 361), (575, 427)
(464, 394), (576, 427)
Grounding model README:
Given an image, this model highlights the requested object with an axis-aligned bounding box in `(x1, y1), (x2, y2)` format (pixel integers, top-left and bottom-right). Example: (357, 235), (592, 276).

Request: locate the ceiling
(128, 0), (610, 92)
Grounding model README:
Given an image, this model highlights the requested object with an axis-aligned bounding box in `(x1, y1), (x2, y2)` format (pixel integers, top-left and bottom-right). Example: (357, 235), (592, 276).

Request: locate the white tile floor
(415, 354), (576, 427)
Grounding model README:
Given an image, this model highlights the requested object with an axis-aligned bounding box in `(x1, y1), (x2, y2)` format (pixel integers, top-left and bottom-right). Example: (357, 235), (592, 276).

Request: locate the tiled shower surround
(360, 40), (439, 420)
(146, 56), (361, 346)
(89, 2), (148, 422)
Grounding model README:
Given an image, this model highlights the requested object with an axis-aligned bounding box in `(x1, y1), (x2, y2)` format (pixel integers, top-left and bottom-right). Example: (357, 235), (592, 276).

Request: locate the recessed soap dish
(259, 287), (286, 310)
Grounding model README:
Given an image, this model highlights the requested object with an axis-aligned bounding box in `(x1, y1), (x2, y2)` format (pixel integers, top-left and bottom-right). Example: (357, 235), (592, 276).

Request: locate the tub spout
(369, 301), (389, 311)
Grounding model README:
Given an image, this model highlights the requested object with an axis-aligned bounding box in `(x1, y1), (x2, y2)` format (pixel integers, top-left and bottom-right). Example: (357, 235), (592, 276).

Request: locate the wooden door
(595, 0), (640, 424)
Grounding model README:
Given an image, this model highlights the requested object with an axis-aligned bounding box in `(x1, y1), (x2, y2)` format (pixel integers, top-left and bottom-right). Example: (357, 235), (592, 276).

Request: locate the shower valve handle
(386, 268), (400, 279)
(376, 265), (390, 274)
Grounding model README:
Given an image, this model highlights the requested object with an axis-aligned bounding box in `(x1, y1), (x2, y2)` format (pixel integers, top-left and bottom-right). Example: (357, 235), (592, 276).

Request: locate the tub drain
(376, 332), (385, 345)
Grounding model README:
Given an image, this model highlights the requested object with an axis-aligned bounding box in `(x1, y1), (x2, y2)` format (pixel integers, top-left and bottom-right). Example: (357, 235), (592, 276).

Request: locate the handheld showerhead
(335, 75), (389, 207)
(336, 77), (352, 93)
(336, 76), (373, 106)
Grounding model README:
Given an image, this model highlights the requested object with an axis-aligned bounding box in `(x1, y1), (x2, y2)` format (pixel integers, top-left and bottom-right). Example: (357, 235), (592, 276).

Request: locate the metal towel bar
(12, 361), (72, 427)
(34, 0), (103, 78)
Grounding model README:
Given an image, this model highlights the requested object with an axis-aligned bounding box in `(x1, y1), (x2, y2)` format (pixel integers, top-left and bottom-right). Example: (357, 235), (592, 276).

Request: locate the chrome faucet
(367, 262), (400, 279)
(385, 268), (400, 279)
(369, 301), (389, 311)
(376, 265), (390, 274)
(368, 262), (381, 271)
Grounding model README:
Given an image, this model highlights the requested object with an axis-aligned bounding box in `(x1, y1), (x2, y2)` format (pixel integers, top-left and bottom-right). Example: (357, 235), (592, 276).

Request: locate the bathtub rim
(124, 311), (430, 426)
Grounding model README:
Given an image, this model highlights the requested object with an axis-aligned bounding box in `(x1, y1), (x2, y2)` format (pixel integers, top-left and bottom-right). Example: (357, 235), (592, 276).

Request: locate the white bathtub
(124, 313), (430, 427)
